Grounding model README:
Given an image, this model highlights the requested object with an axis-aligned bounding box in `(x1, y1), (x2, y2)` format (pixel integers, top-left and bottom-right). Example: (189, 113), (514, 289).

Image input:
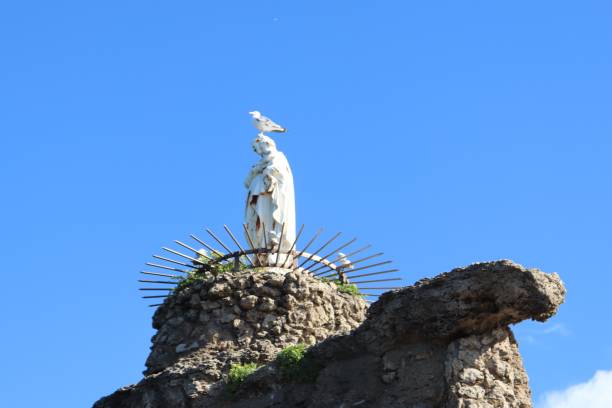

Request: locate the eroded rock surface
(93, 260), (565, 408)
(95, 268), (367, 407)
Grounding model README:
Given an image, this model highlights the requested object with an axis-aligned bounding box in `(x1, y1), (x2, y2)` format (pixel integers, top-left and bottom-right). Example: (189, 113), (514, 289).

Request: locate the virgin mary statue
(244, 135), (296, 266)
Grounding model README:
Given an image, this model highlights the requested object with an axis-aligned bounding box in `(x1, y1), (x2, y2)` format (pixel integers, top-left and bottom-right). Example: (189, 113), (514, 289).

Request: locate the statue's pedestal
(144, 268), (368, 391)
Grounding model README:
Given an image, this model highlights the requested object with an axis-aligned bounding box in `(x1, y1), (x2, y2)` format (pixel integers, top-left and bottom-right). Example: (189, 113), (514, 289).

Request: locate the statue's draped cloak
(245, 149), (296, 265)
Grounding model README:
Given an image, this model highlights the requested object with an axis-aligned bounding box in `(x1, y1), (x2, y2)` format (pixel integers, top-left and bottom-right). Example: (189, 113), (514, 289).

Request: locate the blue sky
(0, 1), (610, 407)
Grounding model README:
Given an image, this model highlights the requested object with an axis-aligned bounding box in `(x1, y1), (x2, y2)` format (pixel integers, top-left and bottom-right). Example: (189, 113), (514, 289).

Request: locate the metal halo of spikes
(139, 224), (402, 307)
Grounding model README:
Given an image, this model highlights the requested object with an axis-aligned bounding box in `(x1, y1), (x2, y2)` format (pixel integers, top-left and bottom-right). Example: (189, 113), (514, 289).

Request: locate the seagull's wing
(253, 113), (287, 133)
(261, 115), (279, 127)
(266, 117), (287, 132)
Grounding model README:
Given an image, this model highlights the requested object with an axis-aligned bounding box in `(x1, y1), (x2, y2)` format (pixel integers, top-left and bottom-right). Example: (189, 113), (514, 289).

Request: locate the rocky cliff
(94, 260), (565, 408)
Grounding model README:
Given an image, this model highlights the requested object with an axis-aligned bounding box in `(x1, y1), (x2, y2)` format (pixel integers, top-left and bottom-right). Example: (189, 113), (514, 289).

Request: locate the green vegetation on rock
(320, 278), (363, 297)
(173, 250), (247, 292)
(276, 344), (321, 383)
(335, 282), (362, 296)
(226, 362), (258, 394)
(172, 271), (204, 292)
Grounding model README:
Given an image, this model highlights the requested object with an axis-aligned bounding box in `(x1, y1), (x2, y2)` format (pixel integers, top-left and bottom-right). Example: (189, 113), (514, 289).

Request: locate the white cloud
(538, 370), (612, 408)
(514, 321), (571, 345)
(540, 323), (570, 336)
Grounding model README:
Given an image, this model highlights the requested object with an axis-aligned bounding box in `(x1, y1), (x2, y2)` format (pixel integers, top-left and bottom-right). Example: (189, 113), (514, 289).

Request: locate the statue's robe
(245, 150), (296, 266)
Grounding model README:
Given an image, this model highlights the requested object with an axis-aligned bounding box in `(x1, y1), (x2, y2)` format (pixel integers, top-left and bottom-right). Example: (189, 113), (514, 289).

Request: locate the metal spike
(189, 234), (217, 254)
(348, 268), (400, 280)
(301, 237), (357, 271)
(138, 280), (177, 285)
(205, 228), (232, 254)
(296, 231), (341, 270)
(317, 252), (386, 279)
(311, 244), (373, 275)
(281, 224), (305, 268)
(148, 303), (164, 307)
(142, 295), (169, 299)
(152, 255), (194, 269)
(139, 288), (174, 291)
(355, 287), (401, 290)
(224, 225), (254, 266)
(319, 258), (390, 279)
(350, 277), (402, 284)
(175, 240), (213, 261)
(274, 223), (286, 267)
(341, 260), (393, 275)
(293, 228), (323, 264)
(242, 224), (260, 266)
(145, 262), (189, 274)
(141, 271), (180, 279)
(162, 247), (207, 266)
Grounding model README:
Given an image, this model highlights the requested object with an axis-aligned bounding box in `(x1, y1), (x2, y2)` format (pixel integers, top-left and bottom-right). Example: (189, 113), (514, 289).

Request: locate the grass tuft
(276, 344), (321, 383)
(226, 362), (258, 394)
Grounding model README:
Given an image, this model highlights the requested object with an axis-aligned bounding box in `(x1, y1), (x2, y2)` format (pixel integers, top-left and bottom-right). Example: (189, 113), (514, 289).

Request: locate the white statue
(244, 134), (296, 266)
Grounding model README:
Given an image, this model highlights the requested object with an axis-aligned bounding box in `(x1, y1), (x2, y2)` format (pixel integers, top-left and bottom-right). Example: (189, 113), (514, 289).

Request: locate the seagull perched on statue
(249, 111), (287, 136)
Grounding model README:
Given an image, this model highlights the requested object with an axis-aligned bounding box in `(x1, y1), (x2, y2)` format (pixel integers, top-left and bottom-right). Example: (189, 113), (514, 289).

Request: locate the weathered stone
(189, 294), (201, 306)
(255, 285), (281, 298)
(94, 261), (565, 408)
(266, 274), (285, 288)
(207, 283), (231, 299)
(258, 297), (276, 312)
(134, 267), (367, 381)
(201, 300), (220, 311)
(239, 295), (258, 310)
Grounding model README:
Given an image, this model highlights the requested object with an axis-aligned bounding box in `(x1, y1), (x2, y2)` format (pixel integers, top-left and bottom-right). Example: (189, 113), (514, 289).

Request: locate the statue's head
(252, 135), (277, 157)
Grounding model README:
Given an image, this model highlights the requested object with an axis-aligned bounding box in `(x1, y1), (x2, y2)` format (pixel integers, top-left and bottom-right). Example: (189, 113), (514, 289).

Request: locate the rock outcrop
(94, 260), (565, 408)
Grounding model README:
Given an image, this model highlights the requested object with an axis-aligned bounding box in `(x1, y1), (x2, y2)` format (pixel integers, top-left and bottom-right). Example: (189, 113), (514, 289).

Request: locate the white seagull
(249, 111), (287, 135)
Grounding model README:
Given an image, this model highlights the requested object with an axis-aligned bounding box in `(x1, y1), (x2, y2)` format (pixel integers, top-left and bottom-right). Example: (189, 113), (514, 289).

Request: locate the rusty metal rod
(153, 255), (193, 269)
(145, 262), (189, 274)
(281, 224), (305, 268)
(273, 223), (286, 267)
(223, 224), (253, 266)
(301, 237), (357, 271)
(348, 268), (400, 280)
(311, 244), (373, 275)
(350, 277), (402, 284)
(242, 224), (256, 250)
(296, 232), (341, 270)
(317, 252), (386, 279)
(138, 280), (177, 285)
(141, 271), (180, 279)
(341, 260), (393, 275)
(139, 288), (173, 291)
(293, 228), (323, 265)
(319, 258), (391, 279)
(356, 287), (401, 290)
(205, 228), (233, 254)
(242, 223), (260, 266)
(175, 240), (213, 261)
(189, 234), (217, 254)
(162, 247), (207, 266)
